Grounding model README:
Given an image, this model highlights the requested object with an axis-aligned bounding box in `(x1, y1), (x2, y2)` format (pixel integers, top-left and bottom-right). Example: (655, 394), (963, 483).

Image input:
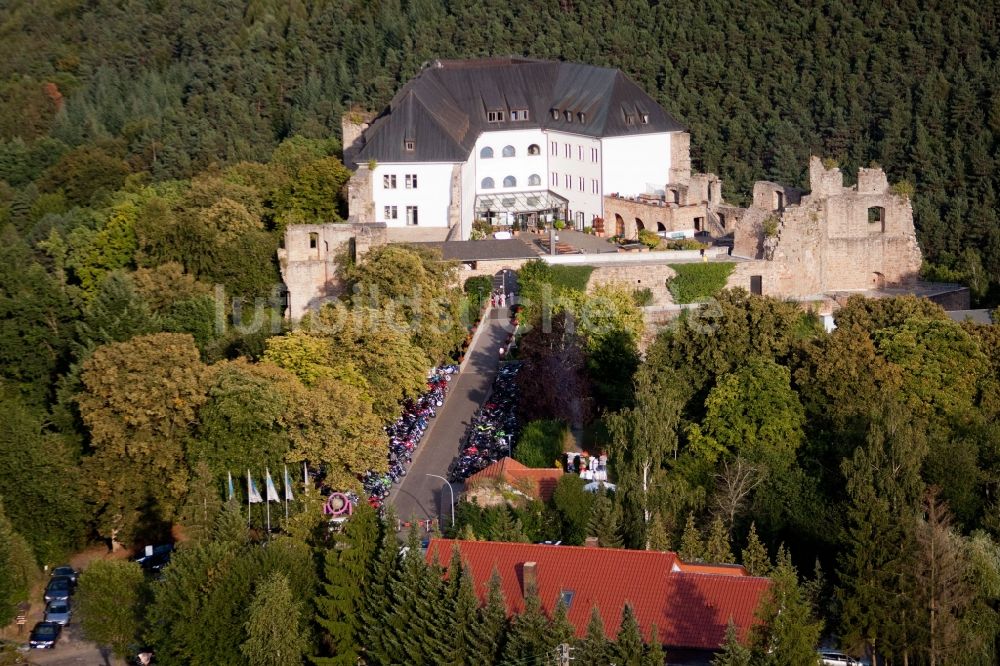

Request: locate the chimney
(584, 536), (599, 548)
(522, 561), (538, 596)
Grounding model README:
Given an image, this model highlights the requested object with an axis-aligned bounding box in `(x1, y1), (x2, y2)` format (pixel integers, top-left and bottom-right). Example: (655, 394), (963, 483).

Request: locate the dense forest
(0, 0), (999, 664)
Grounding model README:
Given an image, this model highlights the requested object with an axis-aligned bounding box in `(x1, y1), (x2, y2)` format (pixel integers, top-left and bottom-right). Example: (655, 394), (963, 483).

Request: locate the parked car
(44, 600), (71, 626)
(819, 651), (863, 666)
(44, 576), (72, 603)
(28, 622), (61, 649)
(133, 543), (174, 573)
(50, 565), (78, 586)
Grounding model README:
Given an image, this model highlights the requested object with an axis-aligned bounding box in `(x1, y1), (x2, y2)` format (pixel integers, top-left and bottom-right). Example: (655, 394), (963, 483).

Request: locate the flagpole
(246, 470), (251, 525)
(265, 469), (271, 534)
(283, 465), (289, 521)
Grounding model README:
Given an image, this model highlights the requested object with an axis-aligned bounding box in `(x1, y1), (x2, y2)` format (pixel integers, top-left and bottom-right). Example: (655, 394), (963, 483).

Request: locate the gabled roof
(464, 456), (564, 502)
(351, 58), (685, 165)
(425, 539), (770, 652)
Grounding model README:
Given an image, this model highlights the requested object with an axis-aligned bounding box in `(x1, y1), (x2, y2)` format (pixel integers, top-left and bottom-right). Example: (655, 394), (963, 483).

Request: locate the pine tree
(645, 512), (670, 552)
(502, 591), (553, 664)
(442, 548), (479, 666)
(705, 515), (734, 563)
(642, 624), (666, 666)
(211, 498), (250, 548)
(615, 604), (645, 665)
(177, 459), (222, 544)
(750, 547), (823, 666)
(473, 571), (509, 665)
(241, 572), (309, 666)
(577, 606), (611, 666)
(314, 501), (379, 665)
(741, 522), (769, 576)
(587, 491), (623, 548)
(678, 512), (705, 562)
(712, 621), (752, 666)
(362, 516), (400, 664)
(550, 599), (576, 647)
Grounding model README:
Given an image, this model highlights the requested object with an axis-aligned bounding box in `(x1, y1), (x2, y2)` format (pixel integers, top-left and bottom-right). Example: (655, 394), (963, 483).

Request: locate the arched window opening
(503, 176), (517, 188)
(480, 146), (494, 159)
(528, 174), (541, 186)
(528, 144), (540, 156)
(481, 177), (495, 189)
(502, 145), (516, 157)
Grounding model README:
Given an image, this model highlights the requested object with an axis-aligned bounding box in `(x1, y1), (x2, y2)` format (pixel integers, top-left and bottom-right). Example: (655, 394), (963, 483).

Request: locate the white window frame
(384, 205), (398, 220)
(383, 174), (396, 189)
(405, 205), (419, 226)
(405, 174), (417, 189)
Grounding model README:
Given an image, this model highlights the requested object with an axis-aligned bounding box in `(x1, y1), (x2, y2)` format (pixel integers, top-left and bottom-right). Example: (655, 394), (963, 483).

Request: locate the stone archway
(615, 214), (625, 237)
(635, 217), (645, 232)
(656, 222), (666, 232)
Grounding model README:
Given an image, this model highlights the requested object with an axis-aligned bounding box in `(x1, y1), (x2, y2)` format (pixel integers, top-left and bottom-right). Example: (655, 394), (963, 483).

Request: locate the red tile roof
(464, 457), (564, 502)
(426, 539), (770, 651)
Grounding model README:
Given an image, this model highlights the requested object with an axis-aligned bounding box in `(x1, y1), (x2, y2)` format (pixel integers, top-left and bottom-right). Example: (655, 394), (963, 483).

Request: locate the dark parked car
(44, 576), (72, 603)
(44, 599), (71, 626)
(134, 544), (174, 572)
(29, 622), (61, 649)
(50, 565), (78, 586)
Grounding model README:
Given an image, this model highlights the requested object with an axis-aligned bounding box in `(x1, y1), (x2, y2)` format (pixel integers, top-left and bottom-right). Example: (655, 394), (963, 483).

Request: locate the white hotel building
(343, 58), (686, 240)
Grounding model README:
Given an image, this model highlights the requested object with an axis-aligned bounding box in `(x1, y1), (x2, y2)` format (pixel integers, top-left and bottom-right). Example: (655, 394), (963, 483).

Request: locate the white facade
(369, 131), (677, 237)
(601, 133), (672, 198)
(372, 162), (457, 228)
(547, 131), (604, 228)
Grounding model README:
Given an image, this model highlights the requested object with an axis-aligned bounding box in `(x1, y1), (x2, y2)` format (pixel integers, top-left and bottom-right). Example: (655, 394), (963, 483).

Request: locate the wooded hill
(0, 0), (997, 300)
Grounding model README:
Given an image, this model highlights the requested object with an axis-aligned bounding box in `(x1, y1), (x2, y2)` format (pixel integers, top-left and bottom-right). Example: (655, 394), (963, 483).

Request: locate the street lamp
(426, 474), (455, 527)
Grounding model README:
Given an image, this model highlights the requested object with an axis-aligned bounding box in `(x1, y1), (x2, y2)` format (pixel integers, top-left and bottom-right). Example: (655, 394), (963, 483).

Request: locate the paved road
(390, 300), (514, 531)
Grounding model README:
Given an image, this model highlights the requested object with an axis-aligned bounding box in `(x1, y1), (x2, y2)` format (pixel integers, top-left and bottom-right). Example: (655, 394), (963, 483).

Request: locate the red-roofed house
(426, 539), (770, 664)
(464, 457), (564, 504)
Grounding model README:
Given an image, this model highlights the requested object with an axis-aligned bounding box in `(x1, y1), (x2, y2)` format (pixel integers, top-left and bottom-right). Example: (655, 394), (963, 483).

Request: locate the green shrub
(667, 263), (735, 303)
(514, 419), (568, 468)
(890, 180), (915, 199)
(553, 219), (566, 230)
(516, 260), (595, 318)
(638, 229), (660, 249)
(663, 237), (708, 251)
(762, 216), (780, 238)
(632, 287), (654, 307)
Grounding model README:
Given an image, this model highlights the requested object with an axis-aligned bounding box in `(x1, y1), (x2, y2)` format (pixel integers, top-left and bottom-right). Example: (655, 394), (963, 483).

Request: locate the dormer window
(404, 139), (415, 151)
(640, 113), (649, 124)
(487, 110), (505, 122)
(510, 109), (529, 121)
(578, 112), (586, 123)
(564, 110), (573, 122)
(624, 114), (634, 125)
(551, 109), (560, 120)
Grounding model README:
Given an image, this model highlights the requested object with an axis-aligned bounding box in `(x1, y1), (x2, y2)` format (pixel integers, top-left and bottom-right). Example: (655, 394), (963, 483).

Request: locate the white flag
(247, 470), (263, 503)
(265, 468), (280, 502)
(283, 466), (294, 502)
(303, 462), (310, 493)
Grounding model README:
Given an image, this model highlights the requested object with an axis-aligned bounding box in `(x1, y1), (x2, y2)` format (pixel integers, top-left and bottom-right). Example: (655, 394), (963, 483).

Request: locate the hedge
(667, 262), (735, 303)
(513, 419), (568, 468)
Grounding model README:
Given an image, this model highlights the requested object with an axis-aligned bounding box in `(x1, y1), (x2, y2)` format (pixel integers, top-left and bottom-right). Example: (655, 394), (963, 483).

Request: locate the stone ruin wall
(279, 222), (387, 320)
(727, 157), (922, 298)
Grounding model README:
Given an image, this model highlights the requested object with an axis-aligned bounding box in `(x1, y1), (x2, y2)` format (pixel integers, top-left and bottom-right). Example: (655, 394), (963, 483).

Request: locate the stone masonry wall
(603, 195), (705, 239)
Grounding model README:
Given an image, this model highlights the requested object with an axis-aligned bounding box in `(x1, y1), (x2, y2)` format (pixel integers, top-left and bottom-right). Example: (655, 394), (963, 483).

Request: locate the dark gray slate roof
(351, 58), (685, 166)
(945, 309), (995, 325)
(404, 239), (540, 262)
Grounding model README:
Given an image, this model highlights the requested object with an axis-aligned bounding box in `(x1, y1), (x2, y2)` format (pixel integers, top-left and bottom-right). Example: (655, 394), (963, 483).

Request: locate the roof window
(511, 109), (529, 121)
(624, 114), (634, 125)
(640, 113), (649, 124)
(487, 110), (505, 122)
(551, 109), (560, 120)
(578, 112), (586, 123)
(559, 590), (575, 609)
(404, 139), (415, 151)
(564, 110), (573, 123)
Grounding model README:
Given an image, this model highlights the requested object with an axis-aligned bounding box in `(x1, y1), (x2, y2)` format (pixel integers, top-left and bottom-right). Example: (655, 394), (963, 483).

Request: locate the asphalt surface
(390, 301), (514, 531)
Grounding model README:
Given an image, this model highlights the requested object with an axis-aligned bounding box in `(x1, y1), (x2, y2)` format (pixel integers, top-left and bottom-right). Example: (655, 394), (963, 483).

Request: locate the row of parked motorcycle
(447, 362), (522, 482)
(362, 365), (458, 507)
